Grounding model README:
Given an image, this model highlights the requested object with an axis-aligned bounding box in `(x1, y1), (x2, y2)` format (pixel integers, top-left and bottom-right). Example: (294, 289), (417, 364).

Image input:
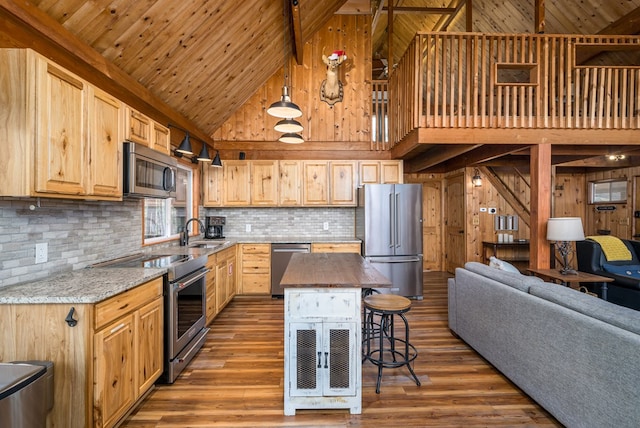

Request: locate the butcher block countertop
(279, 253), (392, 289)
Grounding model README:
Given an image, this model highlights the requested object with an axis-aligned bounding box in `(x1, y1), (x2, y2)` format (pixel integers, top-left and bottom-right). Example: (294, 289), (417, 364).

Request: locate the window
(588, 179), (628, 204)
(144, 164), (193, 244)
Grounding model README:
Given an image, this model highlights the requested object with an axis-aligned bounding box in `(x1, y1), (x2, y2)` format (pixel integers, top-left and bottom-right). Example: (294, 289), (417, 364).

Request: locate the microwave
(123, 141), (177, 198)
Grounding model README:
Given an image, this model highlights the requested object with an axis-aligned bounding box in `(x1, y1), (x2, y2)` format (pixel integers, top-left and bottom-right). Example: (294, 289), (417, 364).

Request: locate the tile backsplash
(0, 198), (355, 287)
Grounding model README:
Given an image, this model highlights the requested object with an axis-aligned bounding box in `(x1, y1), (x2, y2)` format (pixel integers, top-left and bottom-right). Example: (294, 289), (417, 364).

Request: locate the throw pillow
(489, 256), (520, 274)
(602, 263), (640, 278)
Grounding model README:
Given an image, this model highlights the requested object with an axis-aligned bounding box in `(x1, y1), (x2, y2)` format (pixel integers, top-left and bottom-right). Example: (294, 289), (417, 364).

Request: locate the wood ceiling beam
(445, 144), (530, 170)
(466, 0), (472, 32)
(432, 0), (467, 31)
(404, 144), (480, 173)
(291, 0), (303, 64)
(535, 0), (545, 34)
(371, 0), (386, 37)
(381, 7), (458, 14)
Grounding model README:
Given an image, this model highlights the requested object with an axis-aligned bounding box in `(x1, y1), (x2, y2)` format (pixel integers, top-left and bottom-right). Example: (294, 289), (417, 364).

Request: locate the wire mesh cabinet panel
(284, 288), (361, 415)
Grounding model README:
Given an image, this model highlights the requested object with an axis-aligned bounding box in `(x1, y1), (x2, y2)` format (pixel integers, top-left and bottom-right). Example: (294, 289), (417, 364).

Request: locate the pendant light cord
(282, 0), (289, 91)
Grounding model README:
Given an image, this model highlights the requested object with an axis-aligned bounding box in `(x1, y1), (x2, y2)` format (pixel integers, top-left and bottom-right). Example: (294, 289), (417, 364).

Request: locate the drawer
(242, 274), (270, 294)
(242, 244), (270, 254)
(286, 289), (359, 320)
(95, 277), (163, 330)
(311, 243), (361, 253)
(242, 258), (270, 273)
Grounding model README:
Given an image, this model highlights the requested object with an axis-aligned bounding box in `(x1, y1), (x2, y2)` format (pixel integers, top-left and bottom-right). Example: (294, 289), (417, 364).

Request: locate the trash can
(0, 361), (54, 428)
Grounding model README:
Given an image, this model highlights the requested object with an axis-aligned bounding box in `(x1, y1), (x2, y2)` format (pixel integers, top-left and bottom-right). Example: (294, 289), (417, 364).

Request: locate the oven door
(168, 267), (208, 358)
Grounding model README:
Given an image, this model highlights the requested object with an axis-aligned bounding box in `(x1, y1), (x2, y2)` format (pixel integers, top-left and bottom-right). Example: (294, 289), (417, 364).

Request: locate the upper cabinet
(202, 165), (223, 206)
(279, 161), (302, 206)
(358, 161), (403, 186)
(223, 160), (251, 206)
(330, 161), (357, 206)
(0, 49), (123, 201)
(302, 161), (330, 205)
(124, 106), (170, 155)
(250, 161), (278, 205)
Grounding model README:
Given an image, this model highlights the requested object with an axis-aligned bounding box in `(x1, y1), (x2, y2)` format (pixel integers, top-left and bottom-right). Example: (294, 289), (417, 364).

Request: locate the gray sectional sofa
(448, 262), (640, 428)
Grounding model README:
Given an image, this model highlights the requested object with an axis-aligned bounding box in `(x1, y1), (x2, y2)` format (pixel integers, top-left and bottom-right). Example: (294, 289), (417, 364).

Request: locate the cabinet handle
(317, 352), (322, 368)
(110, 323), (126, 334)
(65, 307), (78, 327)
(324, 352), (328, 369)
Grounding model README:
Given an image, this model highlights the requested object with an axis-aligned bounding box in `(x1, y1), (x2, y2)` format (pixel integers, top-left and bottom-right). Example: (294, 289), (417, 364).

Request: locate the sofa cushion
(602, 263), (640, 278)
(529, 282), (640, 336)
(464, 261), (543, 292)
(489, 256), (520, 273)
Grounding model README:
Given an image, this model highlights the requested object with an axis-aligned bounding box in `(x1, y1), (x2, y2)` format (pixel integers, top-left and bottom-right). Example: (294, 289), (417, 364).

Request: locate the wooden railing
(389, 32), (640, 146)
(371, 80), (389, 150)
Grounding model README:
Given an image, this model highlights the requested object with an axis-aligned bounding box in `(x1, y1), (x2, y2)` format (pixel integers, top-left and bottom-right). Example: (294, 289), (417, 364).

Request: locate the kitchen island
(279, 252), (391, 415)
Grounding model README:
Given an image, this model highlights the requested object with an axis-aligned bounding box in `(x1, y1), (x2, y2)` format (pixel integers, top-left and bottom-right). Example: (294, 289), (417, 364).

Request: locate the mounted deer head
(320, 50), (347, 105)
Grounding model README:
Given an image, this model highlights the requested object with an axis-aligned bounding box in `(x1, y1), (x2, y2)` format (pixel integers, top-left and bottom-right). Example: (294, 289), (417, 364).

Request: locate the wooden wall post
(530, 143), (552, 268)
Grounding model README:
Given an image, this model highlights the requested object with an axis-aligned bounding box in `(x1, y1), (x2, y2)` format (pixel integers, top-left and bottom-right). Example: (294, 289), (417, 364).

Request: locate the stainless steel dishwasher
(271, 243), (311, 297)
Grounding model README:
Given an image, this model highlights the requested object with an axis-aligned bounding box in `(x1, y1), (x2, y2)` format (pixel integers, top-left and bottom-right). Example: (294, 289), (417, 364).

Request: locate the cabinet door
(136, 297), (164, 396)
(330, 161), (356, 205)
(94, 313), (135, 428)
(215, 259), (228, 313)
(223, 161), (251, 206)
(302, 161), (329, 205)
(205, 255), (217, 324)
(358, 161), (381, 186)
(380, 161), (403, 184)
(251, 161), (278, 205)
(125, 107), (152, 146)
(88, 86), (123, 198)
(279, 161), (301, 206)
(35, 59), (87, 195)
(152, 122), (170, 154)
(289, 322), (322, 397)
(239, 244), (271, 295)
(311, 243), (361, 254)
(202, 165), (223, 206)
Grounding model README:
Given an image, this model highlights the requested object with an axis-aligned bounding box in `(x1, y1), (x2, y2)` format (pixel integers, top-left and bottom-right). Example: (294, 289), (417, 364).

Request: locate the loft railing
(371, 80), (389, 151)
(389, 32), (640, 147)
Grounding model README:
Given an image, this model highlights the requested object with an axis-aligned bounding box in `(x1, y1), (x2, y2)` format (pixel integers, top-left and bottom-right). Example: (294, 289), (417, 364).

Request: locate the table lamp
(546, 217), (585, 275)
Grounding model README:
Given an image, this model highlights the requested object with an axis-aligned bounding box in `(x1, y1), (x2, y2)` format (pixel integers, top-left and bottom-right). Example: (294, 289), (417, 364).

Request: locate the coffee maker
(205, 216), (226, 239)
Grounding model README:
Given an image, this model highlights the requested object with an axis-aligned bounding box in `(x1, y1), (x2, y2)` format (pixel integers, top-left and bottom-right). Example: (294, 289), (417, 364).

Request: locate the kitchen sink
(188, 240), (230, 249)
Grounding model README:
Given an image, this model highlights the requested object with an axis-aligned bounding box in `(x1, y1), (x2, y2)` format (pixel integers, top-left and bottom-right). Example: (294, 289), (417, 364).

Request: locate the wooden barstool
(362, 294), (420, 393)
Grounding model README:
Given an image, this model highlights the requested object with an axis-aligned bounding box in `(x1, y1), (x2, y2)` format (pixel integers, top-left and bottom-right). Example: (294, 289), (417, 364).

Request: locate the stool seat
(364, 294), (411, 312)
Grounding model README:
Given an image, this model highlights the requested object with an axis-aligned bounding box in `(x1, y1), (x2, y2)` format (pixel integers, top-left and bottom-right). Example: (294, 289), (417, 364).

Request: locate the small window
(588, 179), (627, 204)
(144, 164), (193, 243)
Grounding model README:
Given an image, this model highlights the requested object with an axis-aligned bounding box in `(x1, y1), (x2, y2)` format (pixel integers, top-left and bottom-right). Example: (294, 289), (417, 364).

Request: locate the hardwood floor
(121, 272), (562, 427)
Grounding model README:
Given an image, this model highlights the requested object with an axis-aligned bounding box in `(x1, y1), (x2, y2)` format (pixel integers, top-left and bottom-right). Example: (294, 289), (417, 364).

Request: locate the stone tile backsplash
(0, 198), (355, 287)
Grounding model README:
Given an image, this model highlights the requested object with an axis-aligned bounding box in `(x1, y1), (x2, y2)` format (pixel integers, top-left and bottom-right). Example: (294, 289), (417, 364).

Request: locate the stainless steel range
(95, 252), (209, 383)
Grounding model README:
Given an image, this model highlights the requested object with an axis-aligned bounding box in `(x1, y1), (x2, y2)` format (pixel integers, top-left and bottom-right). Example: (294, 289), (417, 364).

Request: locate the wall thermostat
(488, 207), (497, 214)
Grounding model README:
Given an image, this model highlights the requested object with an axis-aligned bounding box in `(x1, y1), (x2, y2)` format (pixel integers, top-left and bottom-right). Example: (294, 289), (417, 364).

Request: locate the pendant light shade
(195, 144), (211, 162)
(211, 151), (223, 168)
(267, 86), (303, 118)
(274, 118), (304, 133)
(176, 132), (193, 155)
(278, 133), (304, 144)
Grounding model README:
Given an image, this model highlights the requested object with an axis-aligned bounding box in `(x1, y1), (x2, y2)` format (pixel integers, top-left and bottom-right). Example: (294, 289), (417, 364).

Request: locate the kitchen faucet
(181, 218), (205, 246)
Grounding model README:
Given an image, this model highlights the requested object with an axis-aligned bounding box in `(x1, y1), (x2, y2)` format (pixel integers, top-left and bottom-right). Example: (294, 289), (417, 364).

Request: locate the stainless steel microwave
(123, 141), (177, 198)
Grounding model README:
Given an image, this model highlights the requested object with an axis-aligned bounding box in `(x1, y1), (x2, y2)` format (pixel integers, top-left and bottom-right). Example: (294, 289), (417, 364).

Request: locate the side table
(527, 268), (614, 300)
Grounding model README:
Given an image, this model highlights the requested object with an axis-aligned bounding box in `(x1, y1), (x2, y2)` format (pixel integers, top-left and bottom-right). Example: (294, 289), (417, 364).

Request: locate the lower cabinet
(0, 276), (164, 428)
(205, 253), (217, 324)
(216, 246), (237, 313)
(311, 242), (361, 254)
(284, 287), (361, 415)
(238, 243), (271, 295)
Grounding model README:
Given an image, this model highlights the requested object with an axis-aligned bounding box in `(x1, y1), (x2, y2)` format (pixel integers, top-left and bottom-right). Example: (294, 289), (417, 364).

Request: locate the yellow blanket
(587, 236), (633, 261)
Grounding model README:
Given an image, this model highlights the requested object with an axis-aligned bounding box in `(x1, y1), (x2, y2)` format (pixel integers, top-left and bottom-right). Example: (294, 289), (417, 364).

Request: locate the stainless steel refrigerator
(355, 184), (423, 299)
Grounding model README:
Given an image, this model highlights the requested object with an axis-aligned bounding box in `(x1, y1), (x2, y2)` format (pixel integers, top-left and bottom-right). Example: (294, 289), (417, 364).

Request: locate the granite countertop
(0, 237), (360, 305)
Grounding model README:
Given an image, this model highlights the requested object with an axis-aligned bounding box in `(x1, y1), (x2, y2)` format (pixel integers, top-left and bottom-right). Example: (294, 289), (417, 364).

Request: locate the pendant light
(274, 118), (304, 133)
(195, 144), (212, 162)
(279, 133), (305, 144)
(211, 151), (223, 168)
(267, 0), (303, 120)
(175, 131), (193, 155)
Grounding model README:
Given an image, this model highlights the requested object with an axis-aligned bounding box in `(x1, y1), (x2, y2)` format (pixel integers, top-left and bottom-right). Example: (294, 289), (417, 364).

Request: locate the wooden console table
(527, 268), (614, 300)
(279, 253), (391, 416)
(482, 240), (530, 264)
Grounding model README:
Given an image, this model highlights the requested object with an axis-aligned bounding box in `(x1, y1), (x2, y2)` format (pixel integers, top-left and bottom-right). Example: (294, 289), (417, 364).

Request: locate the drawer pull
(65, 307), (78, 327)
(110, 323), (127, 334)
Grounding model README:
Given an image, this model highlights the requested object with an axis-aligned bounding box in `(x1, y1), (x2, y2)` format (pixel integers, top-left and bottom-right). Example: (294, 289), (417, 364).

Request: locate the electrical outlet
(35, 242), (48, 264)
(245, 224), (251, 233)
(323, 222), (329, 230)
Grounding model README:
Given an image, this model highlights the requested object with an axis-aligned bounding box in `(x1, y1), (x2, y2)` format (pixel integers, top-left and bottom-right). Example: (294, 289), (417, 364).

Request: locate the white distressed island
(279, 252), (392, 415)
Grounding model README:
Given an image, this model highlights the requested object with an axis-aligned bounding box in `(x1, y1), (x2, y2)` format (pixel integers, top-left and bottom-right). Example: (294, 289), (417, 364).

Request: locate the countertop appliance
(0, 361), (53, 428)
(205, 216), (226, 239)
(93, 253), (209, 383)
(355, 184), (423, 299)
(271, 243), (311, 297)
(123, 141), (177, 199)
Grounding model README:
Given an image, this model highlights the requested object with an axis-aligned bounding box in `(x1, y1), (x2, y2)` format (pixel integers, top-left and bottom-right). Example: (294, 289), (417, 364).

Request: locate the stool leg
(400, 312), (421, 387)
(375, 314), (387, 394)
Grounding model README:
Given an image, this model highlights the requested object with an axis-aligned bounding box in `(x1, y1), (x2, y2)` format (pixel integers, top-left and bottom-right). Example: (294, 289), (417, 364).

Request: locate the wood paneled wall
(214, 15), (372, 145)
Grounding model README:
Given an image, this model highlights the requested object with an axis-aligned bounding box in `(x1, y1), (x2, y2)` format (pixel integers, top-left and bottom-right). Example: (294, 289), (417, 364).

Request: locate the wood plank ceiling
(1, 0), (639, 171)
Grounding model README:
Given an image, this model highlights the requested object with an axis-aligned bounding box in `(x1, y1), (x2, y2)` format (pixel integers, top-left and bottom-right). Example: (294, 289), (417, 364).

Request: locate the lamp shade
(547, 217), (585, 241)
(176, 132), (193, 155)
(278, 133), (304, 144)
(267, 86), (303, 118)
(274, 118), (304, 133)
(195, 144), (211, 162)
(211, 151), (222, 168)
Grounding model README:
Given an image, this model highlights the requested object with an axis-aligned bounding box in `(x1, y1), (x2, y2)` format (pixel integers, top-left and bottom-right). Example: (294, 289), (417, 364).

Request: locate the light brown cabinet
(330, 161), (357, 205)
(216, 246), (237, 313)
(279, 160), (302, 205)
(238, 243), (271, 295)
(358, 161), (403, 185)
(202, 165), (223, 206)
(124, 106), (171, 154)
(302, 161), (330, 205)
(223, 160), (251, 206)
(0, 276), (164, 428)
(205, 253), (218, 324)
(0, 49), (123, 200)
(93, 277), (164, 428)
(311, 242), (361, 254)
(251, 161), (278, 205)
